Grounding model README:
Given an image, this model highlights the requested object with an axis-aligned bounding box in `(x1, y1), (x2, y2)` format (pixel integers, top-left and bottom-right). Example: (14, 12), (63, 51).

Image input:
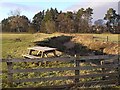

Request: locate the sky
(0, 0), (119, 23)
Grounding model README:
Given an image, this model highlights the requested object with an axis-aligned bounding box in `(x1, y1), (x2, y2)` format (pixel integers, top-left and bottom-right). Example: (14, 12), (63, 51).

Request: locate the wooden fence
(2, 55), (120, 88)
(93, 36), (109, 42)
(93, 36), (120, 43)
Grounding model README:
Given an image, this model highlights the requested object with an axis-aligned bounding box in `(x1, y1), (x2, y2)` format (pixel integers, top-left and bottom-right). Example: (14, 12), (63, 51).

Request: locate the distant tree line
(1, 8), (120, 34)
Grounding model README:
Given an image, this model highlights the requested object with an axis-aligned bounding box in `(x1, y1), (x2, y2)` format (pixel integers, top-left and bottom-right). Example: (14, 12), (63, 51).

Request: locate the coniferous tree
(40, 8), (58, 33)
(104, 8), (120, 33)
(2, 18), (10, 32)
(32, 11), (44, 32)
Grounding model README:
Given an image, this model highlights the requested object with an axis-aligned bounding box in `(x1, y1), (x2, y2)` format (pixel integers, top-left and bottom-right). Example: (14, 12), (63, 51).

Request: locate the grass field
(93, 34), (119, 42)
(2, 33), (61, 59)
(2, 33), (119, 59)
(1, 33), (120, 88)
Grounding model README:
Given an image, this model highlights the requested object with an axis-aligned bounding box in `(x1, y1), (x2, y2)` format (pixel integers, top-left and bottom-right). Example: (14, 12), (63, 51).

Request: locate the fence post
(74, 55), (80, 84)
(100, 60), (106, 80)
(106, 36), (109, 42)
(118, 57), (120, 85)
(7, 56), (13, 87)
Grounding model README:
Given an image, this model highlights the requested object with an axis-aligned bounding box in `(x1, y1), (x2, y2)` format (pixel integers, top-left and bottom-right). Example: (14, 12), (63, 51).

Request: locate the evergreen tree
(32, 11), (44, 32)
(104, 8), (120, 33)
(41, 8), (58, 33)
(2, 18), (10, 32)
(57, 13), (67, 33)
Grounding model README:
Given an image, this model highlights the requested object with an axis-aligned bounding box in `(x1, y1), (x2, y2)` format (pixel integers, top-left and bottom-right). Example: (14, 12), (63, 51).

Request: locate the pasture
(1, 33), (120, 88)
(93, 34), (119, 42)
(2, 33), (60, 59)
(2, 33), (119, 59)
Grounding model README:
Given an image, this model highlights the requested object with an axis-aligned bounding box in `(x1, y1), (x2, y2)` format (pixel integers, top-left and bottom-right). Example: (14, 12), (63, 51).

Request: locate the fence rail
(93, 36), (109, 42)
(2, 55), (118, 62)
(93, 36), (119, 43)
(2, 55), (120, 88)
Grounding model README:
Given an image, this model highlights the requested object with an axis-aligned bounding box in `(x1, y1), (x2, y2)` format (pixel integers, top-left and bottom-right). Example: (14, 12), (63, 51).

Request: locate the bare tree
(8, 9), (21, 16)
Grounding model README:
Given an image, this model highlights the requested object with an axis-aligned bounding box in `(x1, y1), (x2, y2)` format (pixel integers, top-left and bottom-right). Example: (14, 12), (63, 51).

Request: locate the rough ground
(71, 34), (119, 55)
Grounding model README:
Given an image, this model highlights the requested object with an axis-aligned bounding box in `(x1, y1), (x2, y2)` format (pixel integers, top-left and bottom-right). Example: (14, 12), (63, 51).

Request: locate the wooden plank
(21, 79), (117, 89)
(118, 64), (120, 85)
(74, 56), (80, 83)
(22, 54), (41, 59)
(77, 79), (117, 87)
(13, 72), (117, 83)
(3, 57), (75, 63)
(78, 55), (119, 61)
(1, 59), (7, 62)
(39, 84), (74, 89)
(10, 64), (117, 73)
(101, 59), (119, 65)
(22, 83), (75, 89)
(101, 60), (106, 80)
(3, 79), (117, 89)
(28, 46), (56, 52)
(80, 64), (118, 70)
(4, 80), (117, 89)
(2, 55), (119, 62)
(80, 72), (118, 78)
(13, 75), (75, 83)
(7, 62), (13, 87)
(11, 67), (77, 73)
